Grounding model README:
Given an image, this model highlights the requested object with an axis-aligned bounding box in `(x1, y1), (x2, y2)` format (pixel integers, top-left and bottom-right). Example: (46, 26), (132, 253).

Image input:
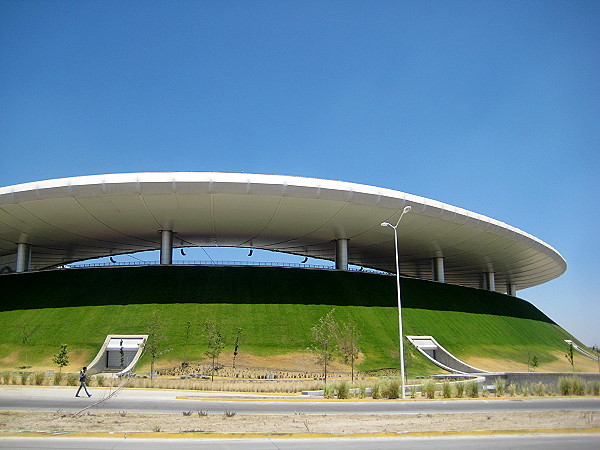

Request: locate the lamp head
(381, 222), (391, 227)
(403, 205), (412, 214)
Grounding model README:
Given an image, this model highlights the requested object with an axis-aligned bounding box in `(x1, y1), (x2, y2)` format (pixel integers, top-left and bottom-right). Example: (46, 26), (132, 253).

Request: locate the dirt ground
(466, 351), (600, 374)
(0, 410), (598, 435)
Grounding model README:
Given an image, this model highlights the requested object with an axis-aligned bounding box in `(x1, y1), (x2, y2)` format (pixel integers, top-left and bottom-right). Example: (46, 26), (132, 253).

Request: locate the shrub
(466, 380), (479, 398)
(66, 373), (78, 386)
(1, 372), (10, 385)
(572, 377), (584, 396)
(508, 384), (516, 397)
(20, 372), (31, 385)
(336, 381), (350, 399)
(356, 385), (366, 399)
(54, 372), (64, 386)
(493, 378), (505, 397)
(95, 375), (105, 387)
(34, 372), (46, 386)
(558, 376), (584, 396)
(383, 380), (400, 399)
(323, 384), (335, 399)
(423, 379), (436, 399)
(535, 382), (546, 397)
(558, 377), (571, 395)
(371, 382), (382, 399)
(409, 384), (418, 399)
(456, 382), (464, 398)
(442, 381), (453, 399)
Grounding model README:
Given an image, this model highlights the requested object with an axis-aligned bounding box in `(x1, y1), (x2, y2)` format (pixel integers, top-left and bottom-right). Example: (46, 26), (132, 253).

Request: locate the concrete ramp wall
(88, 334), (147, 376)
(407, 335), (488, 374)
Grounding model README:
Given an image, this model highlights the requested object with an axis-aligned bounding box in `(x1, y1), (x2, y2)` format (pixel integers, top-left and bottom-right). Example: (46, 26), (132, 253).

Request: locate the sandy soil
(0, 410), (598, 435)
(466, 351), (600, 374)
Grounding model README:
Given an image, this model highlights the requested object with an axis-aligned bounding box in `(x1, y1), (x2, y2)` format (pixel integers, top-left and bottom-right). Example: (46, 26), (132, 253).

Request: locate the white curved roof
(0, 172), (566, 291)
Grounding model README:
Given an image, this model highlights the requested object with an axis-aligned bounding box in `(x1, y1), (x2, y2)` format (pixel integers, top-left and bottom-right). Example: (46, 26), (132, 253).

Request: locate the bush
(558, 377), (571, 395)
(493, 378), (505, 397)
(54, 372), (64, 386)
(535, 382), (546, 397)
(456, 382), (464, 398)
(466, 380), (479, 398)
(323, 384), (335, 399)
(383, 380), (400, 399)
(34, 372), (46, 386)
(558, 376), (584, 396)
(371, 382), (382, 399)
(356, 385), (366, 399)
(423, 379), (436, 399)
(1, 372), (10, 385)
(442, 381), (453, 399)
(409, 384), (418, 398)
(66, 373), (78, 386)
(95, 375), (106, 387)
(572, 377), (584, 396)
(20, 372), (31, 385)
(336, 381), (350, 399)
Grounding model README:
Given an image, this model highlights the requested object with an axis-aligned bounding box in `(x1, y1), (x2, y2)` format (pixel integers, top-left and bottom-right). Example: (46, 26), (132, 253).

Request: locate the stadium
(0, 172), (593, 376)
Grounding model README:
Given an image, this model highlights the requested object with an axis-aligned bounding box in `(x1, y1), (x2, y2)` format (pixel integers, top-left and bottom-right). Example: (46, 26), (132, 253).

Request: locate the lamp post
(381, 205), (411, 399)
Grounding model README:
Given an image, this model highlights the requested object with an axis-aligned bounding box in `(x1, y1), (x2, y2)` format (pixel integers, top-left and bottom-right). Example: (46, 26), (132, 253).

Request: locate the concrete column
(16, 243), (31, 273)
(335, 238), (349, 271)
(483, 272), (496, 291)
(432, 257), (445, 282)
(160, 230), (173, 265)
(507, 283), (517, 297)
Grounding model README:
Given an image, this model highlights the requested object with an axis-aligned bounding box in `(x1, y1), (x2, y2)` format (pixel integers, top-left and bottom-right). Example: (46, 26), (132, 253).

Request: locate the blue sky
(1, 1), (598, 345)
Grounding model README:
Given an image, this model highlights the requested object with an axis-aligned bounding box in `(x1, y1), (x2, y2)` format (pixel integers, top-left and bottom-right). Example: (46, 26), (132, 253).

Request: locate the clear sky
(1, 1), (599, 345)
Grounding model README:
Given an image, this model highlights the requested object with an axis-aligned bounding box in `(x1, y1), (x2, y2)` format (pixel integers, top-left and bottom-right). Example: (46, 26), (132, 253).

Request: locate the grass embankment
(0, 266), (586, 375)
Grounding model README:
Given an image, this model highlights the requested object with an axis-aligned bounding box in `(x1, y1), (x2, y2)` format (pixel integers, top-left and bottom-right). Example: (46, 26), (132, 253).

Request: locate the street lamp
(381, 205), (411, 399)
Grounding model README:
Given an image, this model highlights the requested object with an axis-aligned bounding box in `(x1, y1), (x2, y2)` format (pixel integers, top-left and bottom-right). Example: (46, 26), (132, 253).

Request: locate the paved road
(0, 387), (599, 415)
(1, 434), (599, 449)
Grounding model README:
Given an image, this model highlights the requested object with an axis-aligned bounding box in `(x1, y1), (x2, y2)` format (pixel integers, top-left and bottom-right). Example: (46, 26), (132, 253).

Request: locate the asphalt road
(1, 434), (599, 449)
(0, 386), (599, 415)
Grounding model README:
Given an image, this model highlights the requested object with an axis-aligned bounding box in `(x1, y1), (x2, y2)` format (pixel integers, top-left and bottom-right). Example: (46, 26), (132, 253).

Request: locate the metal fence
(68, 260), (388, 274)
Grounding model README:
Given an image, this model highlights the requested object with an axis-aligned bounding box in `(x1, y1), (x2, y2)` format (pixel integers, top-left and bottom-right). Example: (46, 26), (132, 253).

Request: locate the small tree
(232, 328), (242, 369)
(531, 354), (539, 372)
(119, 339), (125, 370)
(21, 326), (33, 368)
(565, 343), (575, 372)
(336, 318), (360, 383)
(309, 309), (338, 385)
(183, 320), (192, 363)
(52, 344), (69, 373)
(204, 319), (225, 382)
(146, 310), (171, 386)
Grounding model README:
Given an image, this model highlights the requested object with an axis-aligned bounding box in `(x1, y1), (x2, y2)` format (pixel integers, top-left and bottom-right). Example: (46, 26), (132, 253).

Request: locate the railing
(67, 260), (389, 274)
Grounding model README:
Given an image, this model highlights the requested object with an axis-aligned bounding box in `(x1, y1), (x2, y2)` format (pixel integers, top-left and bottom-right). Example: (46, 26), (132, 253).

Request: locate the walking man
(75, 366), (92, 397)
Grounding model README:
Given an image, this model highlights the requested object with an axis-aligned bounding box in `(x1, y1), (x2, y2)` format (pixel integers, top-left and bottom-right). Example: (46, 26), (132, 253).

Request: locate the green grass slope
(0, 266), (583, 375)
